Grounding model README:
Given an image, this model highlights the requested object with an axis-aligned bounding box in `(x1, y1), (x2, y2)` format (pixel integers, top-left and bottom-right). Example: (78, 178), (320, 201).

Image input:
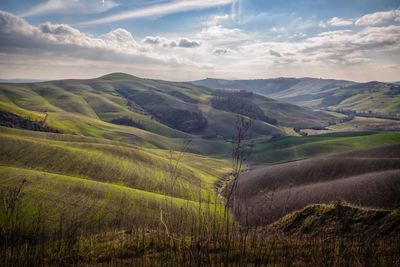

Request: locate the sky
(0, 0), (399, 82)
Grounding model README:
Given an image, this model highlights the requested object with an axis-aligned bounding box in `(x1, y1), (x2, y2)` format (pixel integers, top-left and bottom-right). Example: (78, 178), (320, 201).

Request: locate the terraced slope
(227, 145), (400, 226)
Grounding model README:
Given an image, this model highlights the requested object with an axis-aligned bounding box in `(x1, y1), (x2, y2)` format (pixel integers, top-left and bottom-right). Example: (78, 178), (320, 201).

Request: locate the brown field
(227, 145), (400, 226)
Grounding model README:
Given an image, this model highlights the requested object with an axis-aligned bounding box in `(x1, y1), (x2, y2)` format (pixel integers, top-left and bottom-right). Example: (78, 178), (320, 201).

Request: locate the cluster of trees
(211, 90), (278, 125)
(0, 111), (60, 133)
(149, 106), (207, 132)
(168, 91), (198, 103)
(110, 117), (144, 129)
(115, 88), (208, 132)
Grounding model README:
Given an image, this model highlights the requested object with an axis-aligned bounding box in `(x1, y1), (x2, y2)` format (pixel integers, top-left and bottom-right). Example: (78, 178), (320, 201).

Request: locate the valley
(1, 0), (400, 265)
(0, 73), (399, 266)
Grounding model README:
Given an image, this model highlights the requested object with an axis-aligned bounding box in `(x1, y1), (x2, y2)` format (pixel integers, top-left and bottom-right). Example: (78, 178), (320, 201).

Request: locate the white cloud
(142, 36), (201, 48)
(296, 26), (400, 64)
(142, 36), (168, 45)
(204, 13), (231, 27)
(355, 9), (400, 26)
(171, 38), (201, 48)
(1, 9), (400, 82)
(230, 0), (243, 23)
(271, 27), (286, 33)
(238, 24), (400, 67)
(19, 0), (119, 17)
(269, 50), (281, 57)
(197, 25), (251, 46)
(0, 11), (202, 68)
(80, 0), (234, 25)
(213, 48), (231, 55)
(327, 17), (354, 26)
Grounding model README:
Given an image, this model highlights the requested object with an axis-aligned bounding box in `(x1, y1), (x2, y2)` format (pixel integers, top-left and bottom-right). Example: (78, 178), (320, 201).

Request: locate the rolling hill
(0, 73), (335, 146)
(319, 82), (400, 114)
(193, 78), (400, 114)
(1, 74), (400, 265)
(248, 131), (400, 163)
(227, 145), (400, 226)
(193, 77), (354, 100)
(0, 125), (230, 232)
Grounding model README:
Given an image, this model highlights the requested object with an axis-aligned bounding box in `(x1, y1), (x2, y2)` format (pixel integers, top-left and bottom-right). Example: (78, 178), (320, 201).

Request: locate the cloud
(355, 9), (400, 26)
(80, 0), (234, 25)
(239, 23), (400, 67)
(230, 0), (243, 23)
(213, 48), (231, 55)
(170, 38), (201, 48)
(142, 36), (201, 48)
(205, 14), (231, 27)
(1, 8), (399, 82)
(300, 26), (400, 63)
(271, 27), (286, 33)
(198, 25), (250, 44)
(0, 11), (201, 67)
(142, 36), (168, 45)
(19, 0), (119, 17)
(269, 49), (281, 57)
(327, 17), (354, 26)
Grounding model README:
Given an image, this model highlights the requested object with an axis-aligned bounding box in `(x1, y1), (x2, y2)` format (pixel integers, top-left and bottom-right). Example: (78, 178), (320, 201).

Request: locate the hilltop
(0, 73), (335, 151)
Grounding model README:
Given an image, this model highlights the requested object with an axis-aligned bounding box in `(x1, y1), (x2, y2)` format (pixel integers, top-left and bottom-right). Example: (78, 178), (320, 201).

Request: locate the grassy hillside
(328, 82), (400, 114)
(1, 73), (399, 266)
(0, 125), (231, 233)
(228, 145), (400, 226)
(193, 77), (354, 100)
(249, 131), (400, 163)
(0, 73), (336, 144)
(194, 78), (400, 115)
(284, 81), (400, 114)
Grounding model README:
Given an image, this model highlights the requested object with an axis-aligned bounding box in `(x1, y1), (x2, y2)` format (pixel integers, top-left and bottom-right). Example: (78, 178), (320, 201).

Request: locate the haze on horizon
(0, 0), (399, 82)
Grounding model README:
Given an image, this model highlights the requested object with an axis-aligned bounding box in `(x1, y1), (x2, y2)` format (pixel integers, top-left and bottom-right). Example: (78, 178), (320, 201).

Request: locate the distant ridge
(192, 77), (355, 101)
(0, 79), (46, 83)
(193, 77), (400, 114)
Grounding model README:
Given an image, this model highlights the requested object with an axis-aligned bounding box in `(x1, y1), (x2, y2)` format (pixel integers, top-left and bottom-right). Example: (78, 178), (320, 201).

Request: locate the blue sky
(0, 0), (399, 81)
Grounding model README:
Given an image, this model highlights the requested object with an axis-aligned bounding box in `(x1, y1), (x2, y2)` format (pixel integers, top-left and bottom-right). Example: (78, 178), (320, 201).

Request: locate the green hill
(1, 73), (400, 266)
(0, 73), (335, 145)
(193, 78), (400, 115)
(249, 131), (400, 163)
(323, 82), (400, 114)
(0, 125), (230, 231)
(193, 77), (354, 100)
